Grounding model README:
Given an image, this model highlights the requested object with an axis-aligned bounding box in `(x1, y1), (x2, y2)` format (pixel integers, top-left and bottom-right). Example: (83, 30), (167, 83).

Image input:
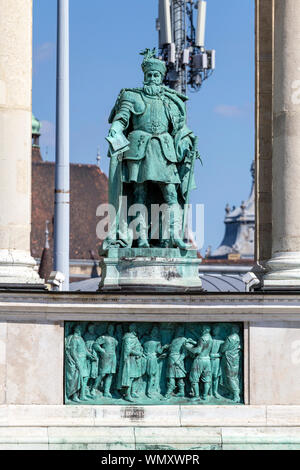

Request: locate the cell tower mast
(157, 0), (215, 94)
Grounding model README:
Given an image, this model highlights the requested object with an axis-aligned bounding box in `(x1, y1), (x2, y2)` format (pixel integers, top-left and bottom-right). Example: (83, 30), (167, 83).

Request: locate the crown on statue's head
(140, 48), (167, 76)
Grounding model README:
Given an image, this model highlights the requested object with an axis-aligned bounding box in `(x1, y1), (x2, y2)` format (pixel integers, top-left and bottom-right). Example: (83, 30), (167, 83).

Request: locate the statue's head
(231, 325), (240, 335)
(202, 325), (211, 335)
(107, 324), (115, 336)
(87, 323), (95, 334)
(151, 326), (159, 339)
(129, 323), (137, 334)
(141, 48), (166, 91)
(74, 325), (82, 336)
(212, 325), (220, 336)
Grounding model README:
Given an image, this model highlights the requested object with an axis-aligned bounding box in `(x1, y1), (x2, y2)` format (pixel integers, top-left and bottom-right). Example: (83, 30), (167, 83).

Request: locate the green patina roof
(32, 113), (41, 136)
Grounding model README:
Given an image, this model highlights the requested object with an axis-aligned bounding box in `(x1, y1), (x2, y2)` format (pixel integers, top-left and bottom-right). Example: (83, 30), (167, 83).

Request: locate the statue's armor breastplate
(132, 96), (169, 135)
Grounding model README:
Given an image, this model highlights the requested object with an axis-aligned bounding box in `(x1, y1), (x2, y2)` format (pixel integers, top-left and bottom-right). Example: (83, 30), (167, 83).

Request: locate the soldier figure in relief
(188, 326), (213, 401)
(221, 325), (241, 403)
(164, 326), (197, 399)
(210, 325), (225, 399)
(142, 326), (169, 398)
(104, 49), (199, 250)
(91, 324), (118, 398)
(117, 324), (144, 402)
(83, 323), (99, 396)
(65, 325), (96, 402)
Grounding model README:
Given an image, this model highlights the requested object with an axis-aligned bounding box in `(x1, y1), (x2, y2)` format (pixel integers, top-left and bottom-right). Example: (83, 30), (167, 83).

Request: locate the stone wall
(0, 292), (299, 448)
(0, 292), (299, 407)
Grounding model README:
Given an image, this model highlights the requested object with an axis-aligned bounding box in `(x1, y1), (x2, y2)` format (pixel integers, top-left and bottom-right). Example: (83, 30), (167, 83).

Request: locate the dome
(32, 114), (41, 136)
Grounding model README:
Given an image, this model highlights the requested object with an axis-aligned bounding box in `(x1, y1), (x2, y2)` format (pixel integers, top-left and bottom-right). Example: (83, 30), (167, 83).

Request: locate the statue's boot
(146, 378), (155, 399)
(80, 380), (90, 401)
(213, 379), (222, 399)
(176, 381), (185, 398)
(233, 392), (240, 403)
(136, 216), (150, 247)
(134, 185), (150, 248)
(124, 388), (134, 403)
(202, 383), (210, 401)
(137, 238), (150, 248)
(191, 383), (200, 400)
(169, 205), (191, 251)
(165, 383), (175, 399)
(72, 393), (80, 403)
(103, 375), (113, 398)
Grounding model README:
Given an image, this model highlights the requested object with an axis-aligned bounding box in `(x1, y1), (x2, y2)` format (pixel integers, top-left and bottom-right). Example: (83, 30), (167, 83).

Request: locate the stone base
(263, 251), (300, 289)
(0, 250), (43, 285)
(0, 405), (300, 449)
(99, 248), (203, 291)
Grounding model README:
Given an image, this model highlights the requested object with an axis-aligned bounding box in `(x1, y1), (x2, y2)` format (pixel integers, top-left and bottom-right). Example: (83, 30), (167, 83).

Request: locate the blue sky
(33, 0), (254, 254)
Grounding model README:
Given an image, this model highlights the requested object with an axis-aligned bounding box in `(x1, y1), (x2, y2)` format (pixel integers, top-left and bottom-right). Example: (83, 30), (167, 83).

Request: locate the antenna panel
(158, 0), (172, 47)
(195, 0), (207, 48)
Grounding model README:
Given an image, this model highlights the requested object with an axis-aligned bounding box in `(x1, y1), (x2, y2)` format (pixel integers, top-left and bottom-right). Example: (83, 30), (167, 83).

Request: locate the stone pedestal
(263, 0), (300, 289)
(0, 291), (300, 449)
(99, 248), (203, 291)
(0, 0), (42, 285)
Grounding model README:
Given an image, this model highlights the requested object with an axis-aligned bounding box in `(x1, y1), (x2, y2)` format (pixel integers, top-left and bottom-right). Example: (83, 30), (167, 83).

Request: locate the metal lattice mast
(172, 0), (186, 93)
(157, 0), (215, 95)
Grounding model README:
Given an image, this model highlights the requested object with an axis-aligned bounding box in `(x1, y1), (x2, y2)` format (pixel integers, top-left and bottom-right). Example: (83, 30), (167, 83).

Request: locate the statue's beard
(143, 83), (162, 96)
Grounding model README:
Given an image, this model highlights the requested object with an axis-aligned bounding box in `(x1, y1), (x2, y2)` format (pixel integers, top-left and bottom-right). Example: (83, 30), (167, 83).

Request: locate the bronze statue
(65, 325), (96, 402)
(221, 325), (241, 403)
(188, 326), (213, 401)
(117, 324), (144, 402)
(104, 49), (199, 250)
(142, 326), (168, 398)
(164, 325), (196, 399)
(92, 324), (118, 398)
(210, 325), (225, 399)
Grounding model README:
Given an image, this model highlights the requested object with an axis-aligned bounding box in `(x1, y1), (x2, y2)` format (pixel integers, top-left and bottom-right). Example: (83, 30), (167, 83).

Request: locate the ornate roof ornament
(208, 161), (255, 260)
(32, 113), (41, 136)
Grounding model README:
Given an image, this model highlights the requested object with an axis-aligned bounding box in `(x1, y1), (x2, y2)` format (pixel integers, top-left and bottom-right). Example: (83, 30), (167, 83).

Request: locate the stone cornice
(0, 292), (300, 321)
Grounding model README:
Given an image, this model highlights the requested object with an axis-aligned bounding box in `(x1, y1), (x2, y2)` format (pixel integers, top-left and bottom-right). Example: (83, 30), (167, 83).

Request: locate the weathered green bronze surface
(101, 49), (200, 253)
(99, 49), (202, 289)
(100, 248), (202, 290)
(65, 322), (243, 405)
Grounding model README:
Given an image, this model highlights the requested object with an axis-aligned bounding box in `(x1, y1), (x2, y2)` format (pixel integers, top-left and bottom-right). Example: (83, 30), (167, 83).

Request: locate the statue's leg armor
(80, 377), (89, 400)
(71, 392), (80, 403)
(232, 377), (240, 403)
(165, 378), (176, 398)
(147, 374), (156, 398)
(191, 382), (200, 399)
(202, 382), (210, 401)
(104, 374), (113, 398)
(160, 184), (191, 250)
(124, 378), (134, 402)
(226, 372), (240, 402)
(133, 183), (150, 248)
(212, 376), (222, 399)
(176, 378), (185, 397)
(92, 374), (104, 395)
(131, 378), (141, 398)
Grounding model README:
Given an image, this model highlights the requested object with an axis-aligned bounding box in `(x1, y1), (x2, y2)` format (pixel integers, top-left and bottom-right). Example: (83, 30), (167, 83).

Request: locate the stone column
(255, 0), (274, 269)
(263, 0), (300, 288)
(0, 0), (41, 284)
